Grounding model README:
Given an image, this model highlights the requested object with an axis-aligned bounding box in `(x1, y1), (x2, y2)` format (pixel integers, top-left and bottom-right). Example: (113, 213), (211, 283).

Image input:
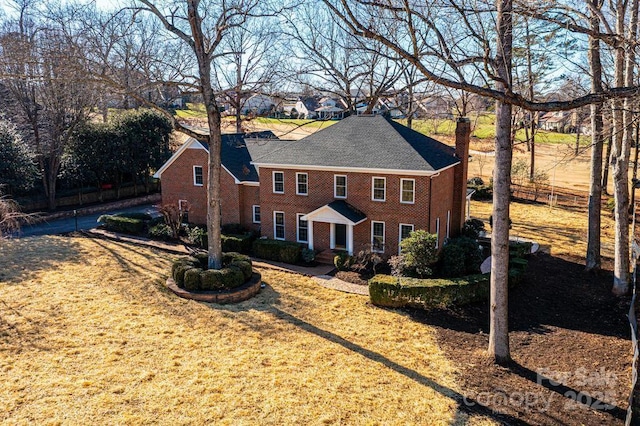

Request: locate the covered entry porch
(302, 200), (367, 255)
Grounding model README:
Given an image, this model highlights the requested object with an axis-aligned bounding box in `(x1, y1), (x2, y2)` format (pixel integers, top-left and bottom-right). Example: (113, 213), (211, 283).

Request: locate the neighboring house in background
(154, 115), (471, 258)
(240, 93), (276, 115)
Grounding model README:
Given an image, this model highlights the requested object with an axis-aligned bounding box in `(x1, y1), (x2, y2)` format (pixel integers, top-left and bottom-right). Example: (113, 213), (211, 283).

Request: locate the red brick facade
(158, 120), (470, 258)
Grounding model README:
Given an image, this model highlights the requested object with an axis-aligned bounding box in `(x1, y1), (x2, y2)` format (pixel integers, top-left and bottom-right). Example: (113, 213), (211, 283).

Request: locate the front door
(335, 224), (347, 250)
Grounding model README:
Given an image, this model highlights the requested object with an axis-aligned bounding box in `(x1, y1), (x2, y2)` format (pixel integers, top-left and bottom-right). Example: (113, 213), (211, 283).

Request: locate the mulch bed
(334, 270), (370, 286)
(410, 252), (632, 425)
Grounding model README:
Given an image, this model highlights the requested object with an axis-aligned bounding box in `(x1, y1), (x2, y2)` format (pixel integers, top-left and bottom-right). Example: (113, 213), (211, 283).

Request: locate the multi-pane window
(371, 221), (385, 252)
(193, 166), (203, 186)
(297, 214), (308, 243)
(399, 224), (414, 243)
(273, 171), (284, 193)
(401, 179), (415, 203)
(274, 211), (285, 240)
(334, 175), (347, 198)
(296, 173), (308, 195)
(372, 177), (386, 201)
(253, 205), (261, 223)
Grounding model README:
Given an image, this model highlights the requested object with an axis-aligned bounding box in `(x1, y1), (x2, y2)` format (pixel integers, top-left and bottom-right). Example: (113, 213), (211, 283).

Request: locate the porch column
(308, 220), (314, 250)
(347, 224), (354, 255)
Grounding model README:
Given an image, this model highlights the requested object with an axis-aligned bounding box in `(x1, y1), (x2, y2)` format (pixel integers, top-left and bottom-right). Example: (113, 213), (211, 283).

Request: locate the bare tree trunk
(489, 0), (512, 365)
(185, 1), (223, 270)
(603, 133), (613, 194)
(610, 0), (635, 295)
(586, 0), (605, 272)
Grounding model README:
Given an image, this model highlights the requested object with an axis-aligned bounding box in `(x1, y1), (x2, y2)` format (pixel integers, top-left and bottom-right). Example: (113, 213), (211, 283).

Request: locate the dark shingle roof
(327, 200), (367, 224)
(251, 115), (458, 173)
(200, 131), (278, 182)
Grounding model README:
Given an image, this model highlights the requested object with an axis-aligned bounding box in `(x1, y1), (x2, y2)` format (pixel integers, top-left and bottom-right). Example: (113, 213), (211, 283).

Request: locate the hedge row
(252, 238), (301, 264)
(171, 252), (253, 291)
(369, 268), (526, 310)
(222, 234), (254, 254)
(97, 214), (148, 234)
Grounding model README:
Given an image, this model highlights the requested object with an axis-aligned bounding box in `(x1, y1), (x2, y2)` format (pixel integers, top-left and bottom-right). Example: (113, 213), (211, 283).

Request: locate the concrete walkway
(84, 228), (366, 295)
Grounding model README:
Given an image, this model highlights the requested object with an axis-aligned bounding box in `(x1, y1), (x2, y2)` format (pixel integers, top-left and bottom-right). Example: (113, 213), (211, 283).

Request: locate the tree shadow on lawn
(0, 235), (83, 284)
(411, 251), (629, 339)
(211, 282), (529, 425)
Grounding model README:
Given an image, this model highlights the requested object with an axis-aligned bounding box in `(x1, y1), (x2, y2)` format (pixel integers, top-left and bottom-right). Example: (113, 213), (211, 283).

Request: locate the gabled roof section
(154, 131), (279, 183)
(251, 115), (459, 174)
(302, 200), (367, 226)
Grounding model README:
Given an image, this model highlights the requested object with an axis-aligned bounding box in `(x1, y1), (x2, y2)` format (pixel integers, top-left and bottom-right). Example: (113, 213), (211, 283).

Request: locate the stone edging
(166, 272), (262, 304)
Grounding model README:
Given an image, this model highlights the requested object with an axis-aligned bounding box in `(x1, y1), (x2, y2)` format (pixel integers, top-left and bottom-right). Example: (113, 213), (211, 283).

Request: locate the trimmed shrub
(117, 212), (152, 221)
(446, 236), (483, 275)
(221, 223), (246, 235)
(200, 269), (224, 290)
(440, 244), (466, 278)
(222, 233), (254, 254)
(148, 223), (172, 240)
(369, 274), (490, 309)
(399, 230), (438, 278)
(170, 252), (253, 291)
(252, 238), (301, 264)
(301, 248), (315, 264)
(184, 268), (203, 290)
(469, 184), (493, 200)
(334, 251), (352, 271)
(229, 260), (253, 281)
(97, 214), (146, 234)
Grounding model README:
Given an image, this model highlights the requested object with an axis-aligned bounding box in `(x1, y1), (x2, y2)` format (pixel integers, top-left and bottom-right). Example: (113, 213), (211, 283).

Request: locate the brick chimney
(451, 117), (471, 236)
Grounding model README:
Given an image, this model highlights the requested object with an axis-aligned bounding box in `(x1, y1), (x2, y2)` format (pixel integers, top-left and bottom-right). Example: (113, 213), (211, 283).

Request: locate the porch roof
(302, 200), (367, 226)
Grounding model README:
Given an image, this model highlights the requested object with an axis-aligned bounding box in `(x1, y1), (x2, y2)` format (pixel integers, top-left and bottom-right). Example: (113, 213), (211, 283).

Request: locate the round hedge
(172, 252), (253, 291)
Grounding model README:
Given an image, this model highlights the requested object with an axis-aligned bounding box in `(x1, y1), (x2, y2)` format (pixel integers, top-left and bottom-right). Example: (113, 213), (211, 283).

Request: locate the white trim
(331, 223), (348, 250)
(250, 162), (459, 176)
(371, 221), (385, 253)
(274, 211), (285, 240)
(296, 172), (308, 196)
(193, 165), (204, 186)
(372, 177), (386, 202)
(252, 205), (261, 224)
(301, 204), (366, 226)
(154, 137), (204, 178)
(398, 223), (414, 254)
(334, 174), (347, 199)
(296, 213), (309, 243)
(400, 178), (415, 204)
(446, 210), (451, 238)
(435, 218), (440, 248)
(272, 171), (284, 194)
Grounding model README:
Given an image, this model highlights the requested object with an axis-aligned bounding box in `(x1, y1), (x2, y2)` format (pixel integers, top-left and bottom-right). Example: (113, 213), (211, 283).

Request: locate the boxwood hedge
(252, 238), (301, 264)
(171, 252), (253, 291)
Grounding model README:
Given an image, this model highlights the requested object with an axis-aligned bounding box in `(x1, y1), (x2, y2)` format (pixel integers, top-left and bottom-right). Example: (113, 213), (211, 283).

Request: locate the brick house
(154, 115), (471, 258)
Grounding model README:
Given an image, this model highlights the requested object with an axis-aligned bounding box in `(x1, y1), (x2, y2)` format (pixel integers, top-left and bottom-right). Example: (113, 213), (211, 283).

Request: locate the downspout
(428, 172), (441, 232)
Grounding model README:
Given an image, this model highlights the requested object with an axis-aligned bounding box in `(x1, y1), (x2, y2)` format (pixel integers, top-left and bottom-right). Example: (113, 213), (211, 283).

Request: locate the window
(193, 166), (203, 186)
(400, 178), (415, 204)
(372, 177), (386, 201)
(296, 173), (308, 195)
(297, 213), (308, 243)
(435, 218), (440, 248)
(371, 221), (385, 252)
(399, 223), (414, 253)
(273, 171), (284, 194)
(253, 205), (261, 223)
(334, 175), (347, 198)
(446, 210), (451, 238)
(274, 211), (285, 240)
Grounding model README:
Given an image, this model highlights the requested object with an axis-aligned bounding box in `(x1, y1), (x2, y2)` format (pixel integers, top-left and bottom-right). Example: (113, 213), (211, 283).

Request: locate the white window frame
(296, 213), (309, 243)
(435, 217), (440, 248)
(274, 211), (285, 240)
(446, 210), (451, 239)
(334, 175), (347, 199)
(178, 199), (189, 212)
(400, 178), (415, 204)
(371, 177), (386, 202)
(193, 165), (203, 186)
(273, 171), (284, 194)
(252, 205), (261, 224)
(371, 221), (386, 253)
(398, 223), (414, 254)
(296, 172), (308, 196)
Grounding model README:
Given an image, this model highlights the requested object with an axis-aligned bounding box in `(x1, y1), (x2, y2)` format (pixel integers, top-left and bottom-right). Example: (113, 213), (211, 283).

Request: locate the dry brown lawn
(470, 199), (616, 259)
(0, 235), (498, 425)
